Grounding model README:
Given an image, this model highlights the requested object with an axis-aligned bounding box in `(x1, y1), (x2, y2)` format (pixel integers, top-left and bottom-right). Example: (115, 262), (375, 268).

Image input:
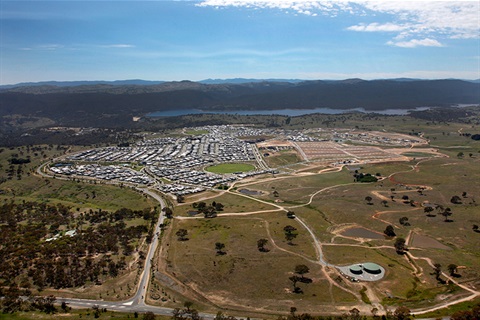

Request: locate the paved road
(56, 297), (216, 319)
(132, 188), (166, 306)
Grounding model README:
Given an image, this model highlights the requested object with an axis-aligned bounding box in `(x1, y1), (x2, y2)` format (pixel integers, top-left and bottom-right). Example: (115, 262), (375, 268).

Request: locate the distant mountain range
(2, 78), (479, 89)
(0, 78), (478, 128)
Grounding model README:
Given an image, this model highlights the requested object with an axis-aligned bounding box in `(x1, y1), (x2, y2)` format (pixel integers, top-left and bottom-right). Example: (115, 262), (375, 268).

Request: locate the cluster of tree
(289, 265), (312, 294)
(423, 204), (454, 222)
(8, 157), (31, 165)
(0, 201), (155, 290)
(0, 128), (130, 148)
(257, 238), (269, 252)
(172, 301), (202, 320)
(284, 225), (298, 245)
(432, 263), (461, 282)
(399, 217), (410, 226)
(176, 229), (189, 241)
(163, 207), (174, 218)
(354, 172), (378, 183)
(0, 285), (57, 314)
(191, 201), (224, 218)
(451, 303), (480, 320)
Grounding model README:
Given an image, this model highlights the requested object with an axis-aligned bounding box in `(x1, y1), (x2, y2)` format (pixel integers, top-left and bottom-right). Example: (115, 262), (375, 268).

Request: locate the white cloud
(387, 38), (443, 48)
(197, 0), (480, 46)
(357, 1), (480, 40)
(101, 44), (135, 48)
(347, 22), (408, 32)
(37, 44), (64, 51)
(196, 0), (355, 16)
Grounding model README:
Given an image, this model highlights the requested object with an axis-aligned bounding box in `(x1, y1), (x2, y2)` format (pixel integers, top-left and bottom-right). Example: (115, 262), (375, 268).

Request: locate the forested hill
(0, 79), (478, 127)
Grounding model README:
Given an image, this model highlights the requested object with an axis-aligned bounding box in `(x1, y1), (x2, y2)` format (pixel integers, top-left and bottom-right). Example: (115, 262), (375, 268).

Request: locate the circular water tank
(349, 265), (363, 275)
(363, 262), (381, 274)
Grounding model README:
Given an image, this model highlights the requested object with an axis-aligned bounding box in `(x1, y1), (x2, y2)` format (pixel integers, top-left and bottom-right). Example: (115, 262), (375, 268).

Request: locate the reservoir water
(146, 107), (431, 117)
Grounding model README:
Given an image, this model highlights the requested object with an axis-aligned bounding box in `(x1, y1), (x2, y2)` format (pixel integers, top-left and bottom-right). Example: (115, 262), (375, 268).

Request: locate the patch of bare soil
(410, 233), (452, 250)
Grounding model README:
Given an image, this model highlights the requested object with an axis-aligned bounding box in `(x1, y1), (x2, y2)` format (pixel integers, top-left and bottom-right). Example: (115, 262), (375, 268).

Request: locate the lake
(146, 107), (431, 117)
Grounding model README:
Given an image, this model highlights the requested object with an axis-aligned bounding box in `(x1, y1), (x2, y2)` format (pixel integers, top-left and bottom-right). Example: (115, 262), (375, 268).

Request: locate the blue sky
(0, 0), (479, 85)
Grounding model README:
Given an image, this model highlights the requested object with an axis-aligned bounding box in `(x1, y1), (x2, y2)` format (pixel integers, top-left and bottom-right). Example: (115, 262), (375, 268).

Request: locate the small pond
(239, 189), (263, 196)
(341, 227), (386, 239)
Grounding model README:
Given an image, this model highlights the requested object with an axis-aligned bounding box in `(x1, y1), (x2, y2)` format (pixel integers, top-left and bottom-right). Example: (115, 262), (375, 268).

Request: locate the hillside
(0, 79), (478, 127)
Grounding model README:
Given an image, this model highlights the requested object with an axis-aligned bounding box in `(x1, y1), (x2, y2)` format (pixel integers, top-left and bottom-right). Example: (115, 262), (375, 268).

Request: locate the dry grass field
(158, 128), (480, 316)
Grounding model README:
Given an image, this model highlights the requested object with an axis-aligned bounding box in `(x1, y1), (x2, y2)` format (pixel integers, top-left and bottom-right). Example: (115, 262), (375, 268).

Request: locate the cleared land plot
(295, 141), (403, 162)
(263, 151), (302, 168)
(409, 233), (452, 250)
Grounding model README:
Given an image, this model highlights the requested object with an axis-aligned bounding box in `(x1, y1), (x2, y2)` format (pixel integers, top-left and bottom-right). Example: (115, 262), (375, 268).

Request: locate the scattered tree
(177, 194), (184, 203)
(294, 264), (310, 280)
(441, 207), (453, 222)
(289, 275), (302, 293)
(365, 196), (373, 205)
(394, 237), (406, 254)
(348, 308), (361, 320)
(424, 206), (435, 216)
(451, 195), (462, 204)
(143, 311), (156, 320)
(257, 238), (269, 252)
(284, 225), (298, 245)
(447, 264), (458, 276)
(162, 207), (173, 219)
(183, 301), (193, 312)
(215, 242), (226, 255)
(399, 217), (410, 226)
(175, 229), (188, 241)
(433, 263), (442, 280)
(384, 225), (396, 237)
(394, 306), (411, 320)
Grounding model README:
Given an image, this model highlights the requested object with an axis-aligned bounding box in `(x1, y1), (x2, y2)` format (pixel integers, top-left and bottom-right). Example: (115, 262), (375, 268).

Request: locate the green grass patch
(360, 286), (371, 304)
(185, 129), (209, 135)
(205, 163), (255, 174)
